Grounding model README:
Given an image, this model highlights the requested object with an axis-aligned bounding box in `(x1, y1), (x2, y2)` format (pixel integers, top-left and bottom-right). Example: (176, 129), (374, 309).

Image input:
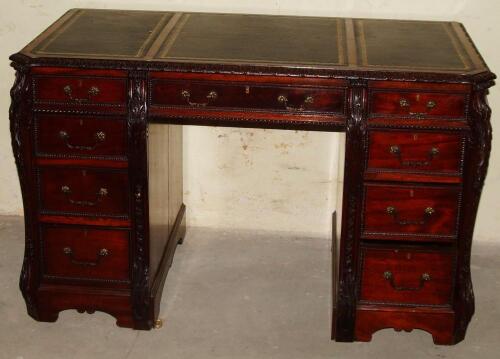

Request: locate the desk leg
(11, 61), (40, 321)
(451, 82), (493, 343)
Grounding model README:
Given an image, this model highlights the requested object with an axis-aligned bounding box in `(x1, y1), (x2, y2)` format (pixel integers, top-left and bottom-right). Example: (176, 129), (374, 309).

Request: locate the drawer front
(363, 184), (460, 240)
(36, 114), (127, 158)
(359, 247), (454, 306)
(150, 80), (345, 114)
(41, 225), (130, 283)
(367, 130), (464, 175)
(38, 168), (129, 217)
(370, 91), (466, 118)
(33, 76), (127, 106)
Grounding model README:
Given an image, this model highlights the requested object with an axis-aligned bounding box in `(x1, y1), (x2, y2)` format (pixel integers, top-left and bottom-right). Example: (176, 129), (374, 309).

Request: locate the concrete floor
(0, 216), (499, 359)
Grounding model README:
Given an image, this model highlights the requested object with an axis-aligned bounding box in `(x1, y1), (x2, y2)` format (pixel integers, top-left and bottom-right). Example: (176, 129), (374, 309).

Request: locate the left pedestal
(10, 63), (185, 329)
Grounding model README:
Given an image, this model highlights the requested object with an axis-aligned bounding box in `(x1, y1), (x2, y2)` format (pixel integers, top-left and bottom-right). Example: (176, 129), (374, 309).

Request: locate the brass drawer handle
(399, 97), (437, 116)
(60, 185), (108, 207)
(63, 247), (110, 266)
(181, 89), (218, 107)
(277, 94), (314, 111)
(399, 98), (437, 109)
(59, 130), (106, 151)
(63, 85), (100, 103)
(399, 98), (410, 108)
(408, 100), (436, 117)
(426, 100), (437, 109)
(383, 271), (431, 291)
(389, 144), (439, 167)
(386, 205), (435, 225)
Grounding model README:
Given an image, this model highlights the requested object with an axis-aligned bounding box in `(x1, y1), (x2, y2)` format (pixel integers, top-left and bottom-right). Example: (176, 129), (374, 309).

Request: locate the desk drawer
(36, 114), (127, 158)
(33, 76), (127, 106)
(367, 130), (464, 175)
(370, 91), (466, 118)
(41, 225), (130, 284)
(38, 167), (129, 218)
(359, 247), (454, 306)
(150, 79), (345, 114)
(362, 184), (460, 240)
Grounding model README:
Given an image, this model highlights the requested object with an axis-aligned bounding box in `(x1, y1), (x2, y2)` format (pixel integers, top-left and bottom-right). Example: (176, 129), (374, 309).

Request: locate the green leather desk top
(18, 8), (489, 75)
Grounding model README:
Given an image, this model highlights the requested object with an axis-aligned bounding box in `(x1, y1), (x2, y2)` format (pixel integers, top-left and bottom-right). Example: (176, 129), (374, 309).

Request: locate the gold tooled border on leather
(156, 14), (348, 67)
(29, 9), (173, 59)
(355, 19), (471, 71)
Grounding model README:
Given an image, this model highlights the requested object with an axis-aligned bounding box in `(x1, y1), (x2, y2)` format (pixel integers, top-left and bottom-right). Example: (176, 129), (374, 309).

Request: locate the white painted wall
(0, 1), (498, 240)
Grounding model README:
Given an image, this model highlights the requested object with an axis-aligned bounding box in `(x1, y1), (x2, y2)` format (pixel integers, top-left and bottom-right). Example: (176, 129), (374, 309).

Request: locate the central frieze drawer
(38, 167), (129, 217)
(359, 247), (454, 306)
(35, 114), (127, 158)
(41, 225), (130, 284)
(367, 130), (464, 175)
(150, 79), (345, 114)
(362, 183), (460, 240)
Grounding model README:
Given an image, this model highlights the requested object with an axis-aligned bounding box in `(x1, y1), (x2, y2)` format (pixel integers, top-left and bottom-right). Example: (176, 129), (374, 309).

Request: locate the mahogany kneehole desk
(9, 8), (495, 345)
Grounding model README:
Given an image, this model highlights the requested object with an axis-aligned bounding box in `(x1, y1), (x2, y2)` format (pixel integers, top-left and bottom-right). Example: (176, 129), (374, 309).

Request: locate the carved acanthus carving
(128, 71), (151, 327)
(10, 62), (38, 318)
(470, 86), (493, 194)
(454, 81), (493, 339)
(334, 81), (368, 341)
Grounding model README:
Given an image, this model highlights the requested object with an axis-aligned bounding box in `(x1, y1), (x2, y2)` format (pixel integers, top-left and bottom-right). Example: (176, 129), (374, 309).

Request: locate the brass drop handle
(386, 205), (435, 225)
(389, 144), (440, 167)
(134, 187), (142, 201)
(181, 89), (218, 107)
(277, 94), (314, 111)
(58, 130), (106, 150)
(383, 271), (431, 291)
(399, 98), (410, 108)
(61, 185), (108, 207)
(426, 100), (437, 109)
(389, 145), (400, 154)
(63, 247), (110, 266)
(399, 97), (437, 116)
(63, 85), (100, 103)
(430, 147), (440, 155)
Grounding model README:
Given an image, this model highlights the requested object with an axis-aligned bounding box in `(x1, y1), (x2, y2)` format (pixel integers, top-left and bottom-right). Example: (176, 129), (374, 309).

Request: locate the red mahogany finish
(369, 91), (466, 118)
(355, 306), (455, 345)
(33, 76), (127, 106)
(362, 183), (460, 240)
(150, 78), (346, 114)
(367, 130), (464, 176)
(41, 225), (130, 284)
(8, 9), (495, 344)
(359, 246), (454, 305)
(35, 114), (127, 159)
(148, 72), (348, 131)
(38, 167), (130, 218)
